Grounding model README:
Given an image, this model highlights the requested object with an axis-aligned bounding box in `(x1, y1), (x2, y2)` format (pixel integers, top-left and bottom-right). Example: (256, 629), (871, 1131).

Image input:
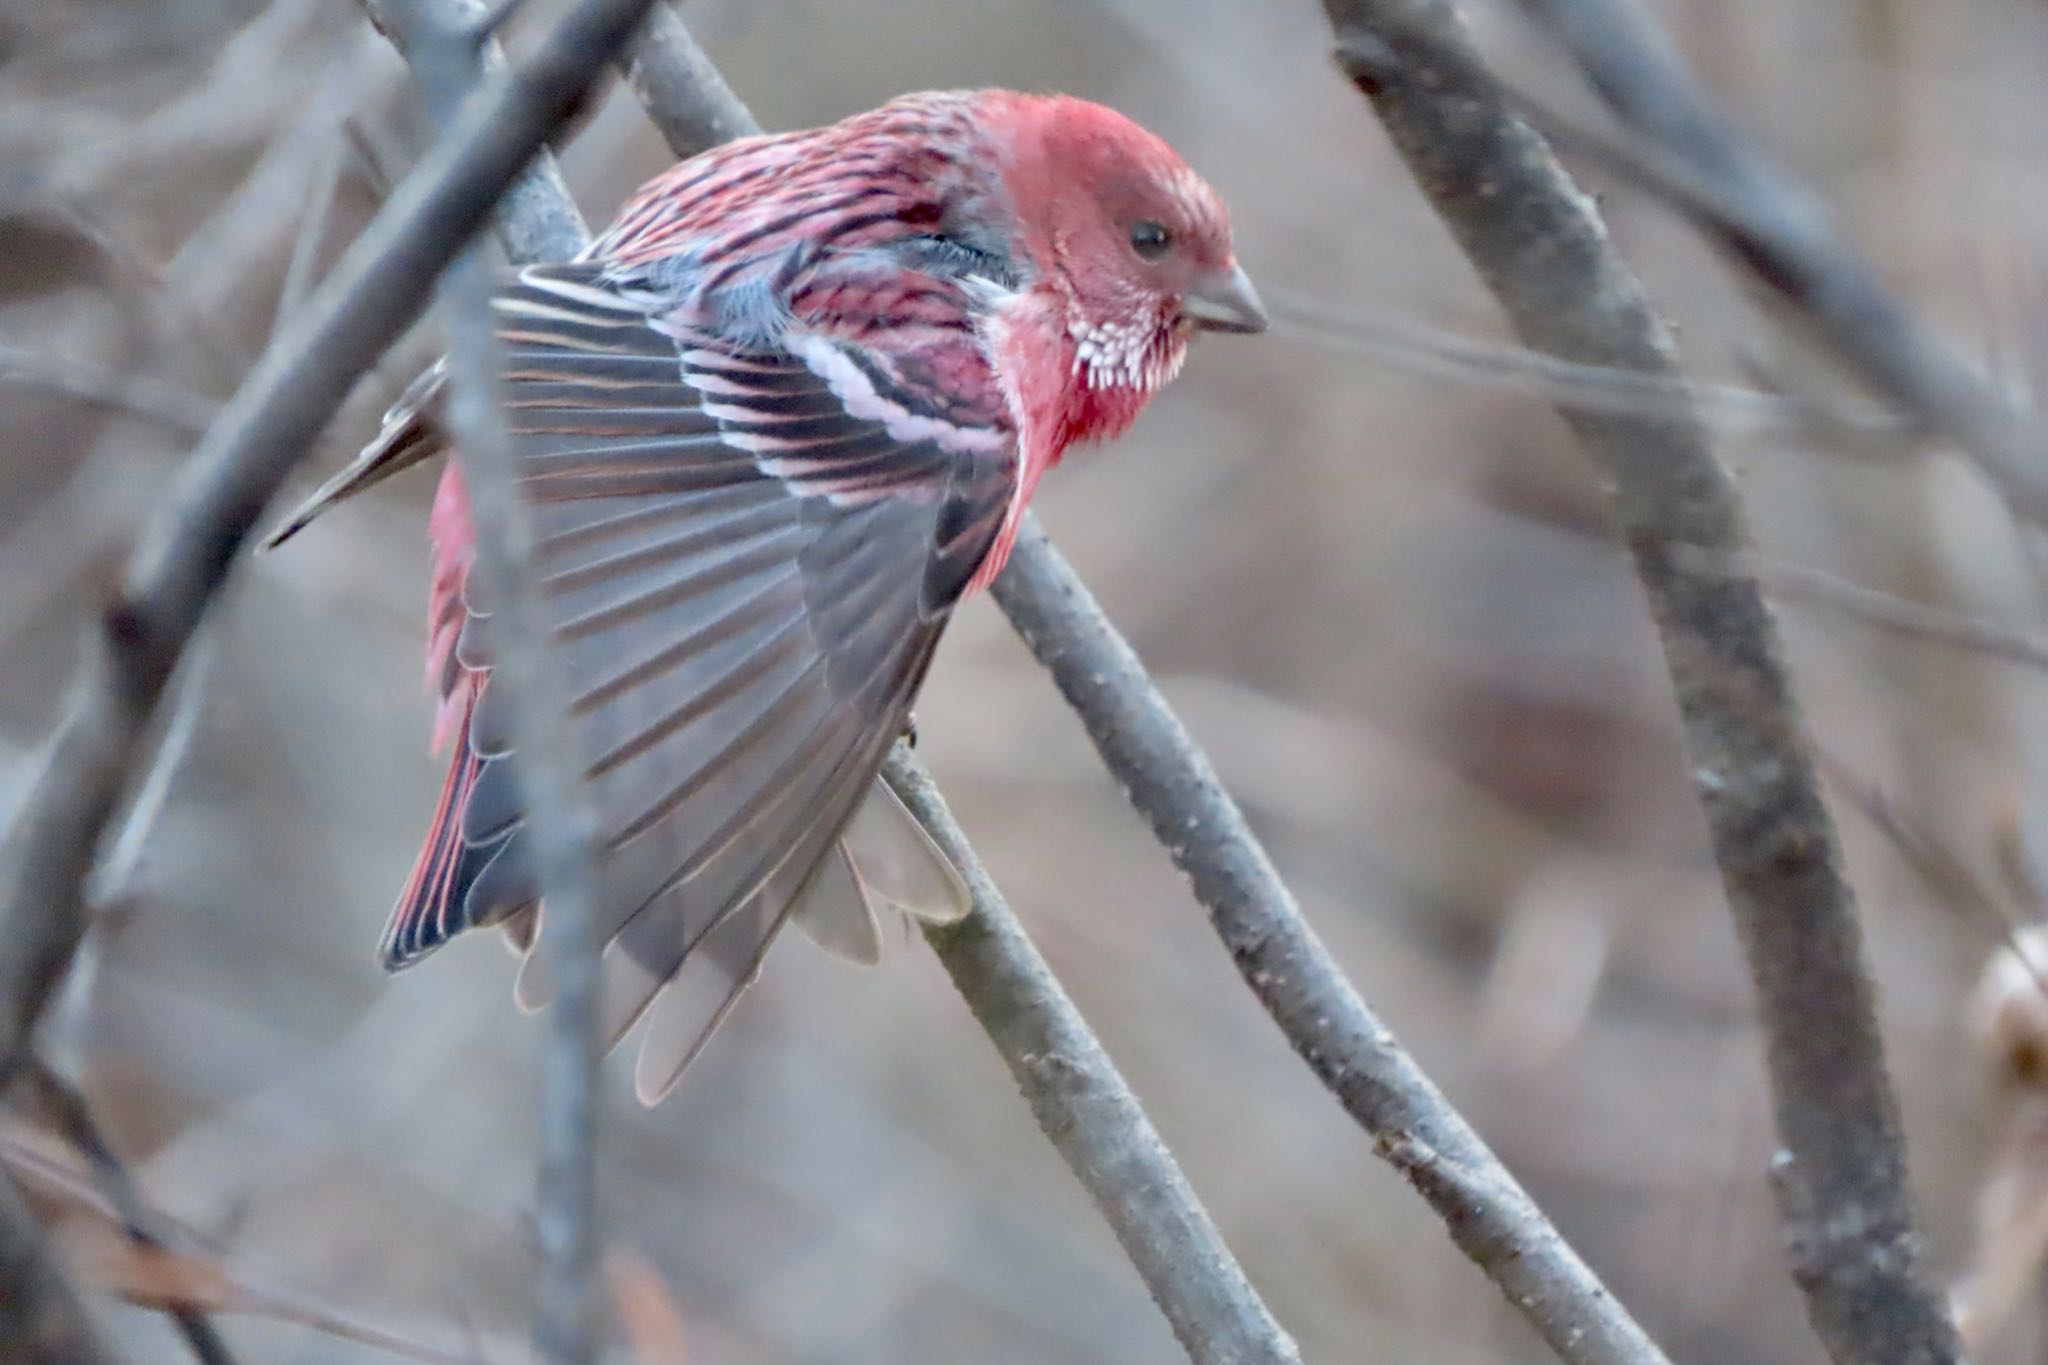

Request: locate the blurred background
(6, 0), (2048, 1360)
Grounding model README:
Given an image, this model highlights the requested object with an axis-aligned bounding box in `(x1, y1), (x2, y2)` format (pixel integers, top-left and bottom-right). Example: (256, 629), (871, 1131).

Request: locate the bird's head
(986, 93), (1265, 402)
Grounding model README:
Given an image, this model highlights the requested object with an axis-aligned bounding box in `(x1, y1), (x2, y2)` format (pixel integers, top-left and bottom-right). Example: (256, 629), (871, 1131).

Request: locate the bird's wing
(382, 261), (1013, 1101)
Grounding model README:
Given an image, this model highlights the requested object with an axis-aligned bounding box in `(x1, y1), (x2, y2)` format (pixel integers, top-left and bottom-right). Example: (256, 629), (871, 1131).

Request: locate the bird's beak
(1182, 263), (1269, 334)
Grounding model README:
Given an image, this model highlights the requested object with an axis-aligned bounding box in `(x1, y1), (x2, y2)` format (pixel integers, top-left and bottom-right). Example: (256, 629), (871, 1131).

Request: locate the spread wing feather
(381, 262), (1009, 1084)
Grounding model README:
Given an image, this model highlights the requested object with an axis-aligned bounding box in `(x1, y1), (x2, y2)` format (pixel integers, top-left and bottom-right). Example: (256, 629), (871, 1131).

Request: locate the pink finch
(271, 89), (1264, 1102)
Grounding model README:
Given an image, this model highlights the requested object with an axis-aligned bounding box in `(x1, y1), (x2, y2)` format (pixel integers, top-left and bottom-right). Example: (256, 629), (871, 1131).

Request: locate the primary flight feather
(270, 89), (1265, 1103)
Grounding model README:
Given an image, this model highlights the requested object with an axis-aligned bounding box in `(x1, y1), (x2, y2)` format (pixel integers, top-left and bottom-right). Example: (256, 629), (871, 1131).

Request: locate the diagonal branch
(1, 1122), (486, 1364)
(0, 1166), (120, 1365)
(621, 3), (761, 160)
(1511, 0), (2048, 531)
(885, 748), (1302, 1365)
(1320, 1), (1959, 1361)
(22, 1064), (237, 1365)
(1271, 290), (1901, 440)
(1690, 549), (2048, 676)
(0, 343), (218, 439)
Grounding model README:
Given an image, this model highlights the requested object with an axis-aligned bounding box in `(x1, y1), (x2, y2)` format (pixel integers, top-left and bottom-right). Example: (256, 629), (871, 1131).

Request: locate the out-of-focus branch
(883, 748), (1301, 1365)
(1273, 289), (1901, 441)
(0, 1167), (119, 1365)
(363, 0), (594, 258)
(23, 1065), (237, 1365)
(0, 0), (667, 1102)
(2, 1125), (479, 1364)
(1321, 2), (1959, 1362)
(1512, 0), (2048, 530)
(621, 4), (760, 158)
(1814, 754), (2037, 980)
(88, 632), (216, 914)
(613, 13), (1668, 1364)
(0, 343), (219, 438)
(372, 2), (614, 1360)
(992, 525), (1667, 1365)
(1687, 549), (2048, 675)
(270, 140), (344, 338)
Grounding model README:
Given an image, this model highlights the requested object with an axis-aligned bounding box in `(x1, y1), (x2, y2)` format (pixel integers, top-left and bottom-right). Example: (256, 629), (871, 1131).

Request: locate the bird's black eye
(1129, 220), (1172, 261)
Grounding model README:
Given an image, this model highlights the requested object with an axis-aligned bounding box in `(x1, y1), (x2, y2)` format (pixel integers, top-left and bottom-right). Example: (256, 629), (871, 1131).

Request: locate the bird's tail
(377, 670), (489, 969)
(260, 363), (448, 549)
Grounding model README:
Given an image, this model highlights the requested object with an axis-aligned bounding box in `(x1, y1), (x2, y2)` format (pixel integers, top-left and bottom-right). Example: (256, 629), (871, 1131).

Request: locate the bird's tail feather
(504, 774), (971, 1100)
(377, 675), (490, 969)
(260, 364), (448, 549)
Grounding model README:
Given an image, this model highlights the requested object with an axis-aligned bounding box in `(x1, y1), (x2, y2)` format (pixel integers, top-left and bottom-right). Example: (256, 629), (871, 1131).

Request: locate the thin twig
(1813, 754), (2046, 994)
(0, 0), (670, 1093)
(1689, 548), (2048, 675)
(23, 1064), (237, 1365)
(270, 137), (346, 342)
(343, 117), (404, 198)
(1324, 2), (1959, 1361)
(1273, 288), (1901, 441)
(375, 2), (611, 1359)
(603, 13), (1673, 1364)
(1, 1128), (486, 1365)
(0, 342), (218, 437)
(1512, 0), (2048, 532)
(884, 748), (1301, 1365)
(0, 1164), (120, 1365)
(88, 630), (216, 913)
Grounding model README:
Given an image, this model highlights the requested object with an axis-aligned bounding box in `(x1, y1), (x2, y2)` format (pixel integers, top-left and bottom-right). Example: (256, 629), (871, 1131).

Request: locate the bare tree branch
(372, 0), (597, 259)
(269, 138), (346, 340)
(1689, 548), (2048, 675)
(442, 152), (604, 1365)
(374, 2), (614, 1359)
(1, 1124), (486, 1364)
(23, 1064), (237, 1365)
(1511, 0), (2048, 531)
(0, 343), (218, 438)
(883, 748), (1302, 1365)
(1321, 2), (1960, 1361)
(1273, 289), (1902, 441)
(0, 1166), (120, 1365)
(621, 3), (760, 160)
(87, 631), (215, 914)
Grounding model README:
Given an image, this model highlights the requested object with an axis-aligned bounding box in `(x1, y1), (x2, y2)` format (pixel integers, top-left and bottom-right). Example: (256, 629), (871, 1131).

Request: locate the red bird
(271, 89), (1264, 1102)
